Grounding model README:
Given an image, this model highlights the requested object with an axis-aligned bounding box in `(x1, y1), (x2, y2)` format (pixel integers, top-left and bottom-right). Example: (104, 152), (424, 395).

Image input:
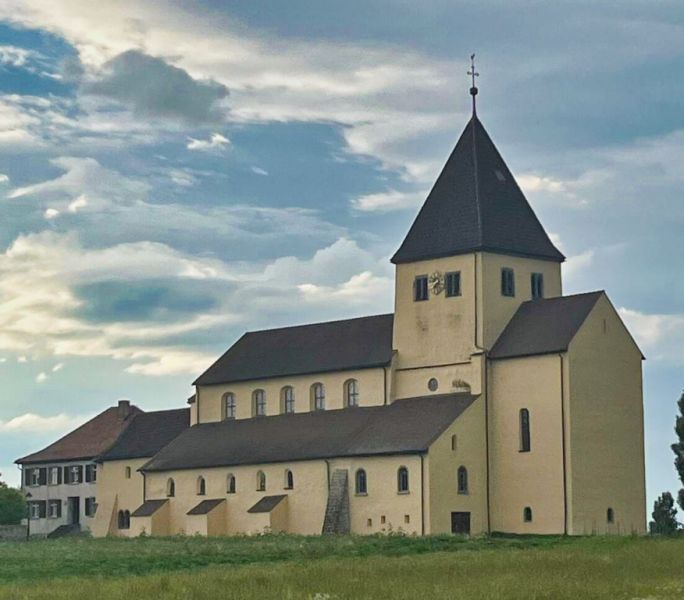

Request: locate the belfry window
(445, 271), (461, 297)
(501, 268), (515, 297)
(223, 392), (236, 419)
(457, 466), (468, 494)
(281, 386), (295, 414)
(253, 389), (266, 417)
(520, 408), (531, 453)
(414, 275), (428, 302)
(355, 469), (367, 495)
(311, 383), (325, 411)
(345, 379), (359, 407)
(531, 273), (544, 300)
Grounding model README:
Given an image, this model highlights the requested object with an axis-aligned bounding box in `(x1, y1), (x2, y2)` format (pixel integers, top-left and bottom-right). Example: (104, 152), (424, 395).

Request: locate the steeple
(392, 107), (564, 265)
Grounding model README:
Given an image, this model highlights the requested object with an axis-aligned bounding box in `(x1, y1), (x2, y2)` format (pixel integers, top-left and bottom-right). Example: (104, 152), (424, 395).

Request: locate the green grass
(1, 534), (683, 599)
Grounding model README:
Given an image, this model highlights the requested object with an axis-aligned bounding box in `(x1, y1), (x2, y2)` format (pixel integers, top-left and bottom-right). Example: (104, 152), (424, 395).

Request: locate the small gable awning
(131, 499), (168, 517)
(187, 498), (225, 516)
(248, 495), (287, 514)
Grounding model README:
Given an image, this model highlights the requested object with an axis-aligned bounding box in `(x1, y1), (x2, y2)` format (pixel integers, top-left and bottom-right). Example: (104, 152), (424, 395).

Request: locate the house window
(68, 465), (82, 484)
(457, 466), (468, 494)
(256, 470), (266, 492)
(281, 386), (295, 414)
(531, 273), (544, 299)
(125, 466), (131, 479)
(49, 467), (60, 486)
(85, 464), (97, 483)
(523, 507), (533, 522)
(355, 469), (367, 495)
(284, 469), (294, 490)
(29, 502), (43, 519)
(227, 474), (236, 494)
(223, 392), (236, 419)
(345, 379), (359, 407)
(397, 467), (409, 493)
(30, 469), (40, 487)
(445, 271), (461, 297)
(501, 268), (515, 297)
(48, 500), (61, 519)
(85, 497), (97, 517)
(414, 275), (429, 301)
(166, 478), (175, 497)
(520, 408), (531, 452)
(311, 383), (325, 411)
(607, 508), (615, 523)
(253, 389), (266, 417)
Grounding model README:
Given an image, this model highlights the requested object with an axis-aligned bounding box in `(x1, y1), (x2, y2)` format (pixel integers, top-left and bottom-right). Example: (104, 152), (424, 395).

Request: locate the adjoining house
(15, 401), (141, 537)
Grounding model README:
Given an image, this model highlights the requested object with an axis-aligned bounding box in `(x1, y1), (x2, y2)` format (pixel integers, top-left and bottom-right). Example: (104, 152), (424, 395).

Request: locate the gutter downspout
(484, 357), (491, 534)
(559, 354), (568, 535)
(420, 454), (425, 535)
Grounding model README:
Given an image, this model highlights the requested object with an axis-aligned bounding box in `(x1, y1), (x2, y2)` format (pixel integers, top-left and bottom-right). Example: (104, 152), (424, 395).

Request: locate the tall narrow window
(355, 469), (367, 495)
(166, 478), (175, 497)
(520, 408), (531, 452)
(451, 434), (457, 452)
(197, 476), (206, 496)
(501, 268), (515, 297)
(227, 474), (236, 494)
(607, 507), (614, 523)
(256, 470), (266, 491)
(253, 389), (266, 417)
(445, 271), (461, 297)
(397, 467), (409, 493)
(311, 383), (325, 411)
(223, 392), (236, 419)
(345, 379), (359, 407)
(414, 275), (429, 301)
(523, 507), (533, 522)
(281, 386), (295, 414)
(124, 510), (131, 529)
(284, 469), (294, 490)
(457, 466), (468, 494)
(125, 466), (131, 479)
(531, 273), (544, 299)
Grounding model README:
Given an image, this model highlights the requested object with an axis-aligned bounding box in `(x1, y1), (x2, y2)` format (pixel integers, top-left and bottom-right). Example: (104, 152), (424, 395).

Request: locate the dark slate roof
(16, 403), (142, 465)
(97, 408), (190, 462)
(489, 292), (604, 359)
(142, 393), (476, 472)
(132, 499), (167, 517)
(187, 499), (225, 515)
(194, 314), (394, 386)
(248, 495), (287, 514)
(392, 116), (564, 265)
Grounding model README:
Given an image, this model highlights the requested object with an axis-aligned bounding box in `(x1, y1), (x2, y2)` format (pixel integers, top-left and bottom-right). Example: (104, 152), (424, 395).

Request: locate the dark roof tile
(248, 495), (287, 513)
(187, 499), (225, 515)
(132, 499), (168, 517)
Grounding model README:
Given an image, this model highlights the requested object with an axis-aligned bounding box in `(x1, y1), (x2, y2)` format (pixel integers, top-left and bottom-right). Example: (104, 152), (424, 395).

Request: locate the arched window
(166, 478), (175, 497)
(457, 466), (468, 494)
(117, 510), (125, 529)
(311, 383), (325, 411)
(253, 389), (266, 417)
(523, 506), (533, 522)
(284, 469), (294, 489)
(223, 392), (236, 419)
(197, 476), (206, 496)
(397, 466), (409, 493)
(607, 507), (614, 523)
(520, 408), (531, 452)
(281, 386), (295, 414)
(355, 468), (367, 495)
(344, 379), (359, 407)
(227, 474), (236, 494)
(256, 470), (266, 491)
(123, 510), (131, 529)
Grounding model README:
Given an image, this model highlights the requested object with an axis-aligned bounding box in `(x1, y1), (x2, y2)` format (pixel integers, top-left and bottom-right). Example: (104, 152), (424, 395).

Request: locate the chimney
(117, 400), (131, 419)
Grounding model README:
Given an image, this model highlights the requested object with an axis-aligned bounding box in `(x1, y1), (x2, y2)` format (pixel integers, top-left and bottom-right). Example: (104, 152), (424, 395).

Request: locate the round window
(428, 378), (439, 392)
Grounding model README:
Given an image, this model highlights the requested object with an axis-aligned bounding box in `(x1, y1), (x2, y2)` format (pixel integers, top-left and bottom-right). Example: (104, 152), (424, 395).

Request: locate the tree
(649, 492), (679, 535)
(672, 391), (684, 510)
(0, 475), (25, 525)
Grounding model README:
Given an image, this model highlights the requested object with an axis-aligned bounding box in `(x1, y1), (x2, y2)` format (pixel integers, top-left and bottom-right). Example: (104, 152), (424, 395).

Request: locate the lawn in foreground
(2, 535), (684, 599)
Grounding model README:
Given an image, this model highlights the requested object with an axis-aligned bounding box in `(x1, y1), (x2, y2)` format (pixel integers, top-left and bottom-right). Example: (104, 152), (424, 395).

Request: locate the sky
(0, 1), (682, 510)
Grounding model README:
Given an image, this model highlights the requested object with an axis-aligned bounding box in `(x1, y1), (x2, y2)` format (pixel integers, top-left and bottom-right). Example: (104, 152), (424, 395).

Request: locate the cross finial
(467, 53), (479, 116)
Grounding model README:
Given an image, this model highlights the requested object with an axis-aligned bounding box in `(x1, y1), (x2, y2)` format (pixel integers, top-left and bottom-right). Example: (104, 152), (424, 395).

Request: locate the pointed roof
(392, 116), (564, 264)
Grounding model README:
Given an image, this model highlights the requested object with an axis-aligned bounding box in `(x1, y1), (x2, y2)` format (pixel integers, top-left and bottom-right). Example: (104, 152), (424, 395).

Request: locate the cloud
(67, 194), (88, 213)
(618, 307), (684, 364)
(251, 167), (268, 176)
(299, 271), (392, 307)
(0, 45), (34, 68)
(43, 208), (60, 219)
(35, 372), (47, 383)
(518, 174), (567, 194)
(0, 174), (8, 183)
(562, 250), (594, 282)
(52, 363), (64, 372)
(187, 132), (230, 151)
(351, 189), (425, 212)
(85, 50), (228, 123)
(0, 412), (92, 434)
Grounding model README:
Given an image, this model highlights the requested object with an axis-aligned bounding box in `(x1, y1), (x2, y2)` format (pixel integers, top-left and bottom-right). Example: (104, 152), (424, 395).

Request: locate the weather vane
(467, 53), (479, 115)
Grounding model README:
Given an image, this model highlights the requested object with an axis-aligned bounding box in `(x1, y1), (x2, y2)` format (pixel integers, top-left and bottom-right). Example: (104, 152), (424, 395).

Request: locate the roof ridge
(471, 116), (483, 245)
(244, 312), (393, 336)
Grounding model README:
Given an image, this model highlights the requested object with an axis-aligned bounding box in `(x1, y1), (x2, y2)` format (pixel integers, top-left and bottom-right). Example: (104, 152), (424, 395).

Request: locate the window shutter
(24, 468), (33, 486)
(57, 467), (63, 485)
(39, 468), (47, 485)
(85, 465), (92, 482)
(38, 501), (47, 519)
(56, 501), (62, 518)
(63, 466), (70, 484)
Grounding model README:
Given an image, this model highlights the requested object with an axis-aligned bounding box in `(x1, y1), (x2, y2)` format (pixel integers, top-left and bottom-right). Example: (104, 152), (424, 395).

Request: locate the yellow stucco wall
(427, 396), (487, 535)
(566, 295), (646, 534)
(479, 253), (562, 349)
(488, 354), (566, 534)
(195, 367), (387, 424)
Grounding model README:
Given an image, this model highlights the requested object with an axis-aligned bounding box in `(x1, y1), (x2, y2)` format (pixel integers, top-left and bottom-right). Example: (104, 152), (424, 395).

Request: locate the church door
(451, 512), (470, 535)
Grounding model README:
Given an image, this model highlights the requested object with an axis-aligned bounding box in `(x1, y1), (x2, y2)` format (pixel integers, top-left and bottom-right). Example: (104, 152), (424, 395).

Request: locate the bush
(0, 482), (25, 525)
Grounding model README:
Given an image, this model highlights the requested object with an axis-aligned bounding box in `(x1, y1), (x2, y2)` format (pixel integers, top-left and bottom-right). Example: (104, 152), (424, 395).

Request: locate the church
(82, 85), (645, 537)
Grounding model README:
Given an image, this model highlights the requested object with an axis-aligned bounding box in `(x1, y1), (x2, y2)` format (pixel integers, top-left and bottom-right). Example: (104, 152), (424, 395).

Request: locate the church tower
(390, 61), (564, 399)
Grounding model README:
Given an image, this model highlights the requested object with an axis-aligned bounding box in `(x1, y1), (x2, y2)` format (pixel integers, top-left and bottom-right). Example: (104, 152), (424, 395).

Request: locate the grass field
(1, 534), (683, 599)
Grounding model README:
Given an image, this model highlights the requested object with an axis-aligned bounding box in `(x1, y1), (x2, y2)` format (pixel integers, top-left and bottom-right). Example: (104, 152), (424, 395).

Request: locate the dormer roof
(392, 116), (564, 264)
